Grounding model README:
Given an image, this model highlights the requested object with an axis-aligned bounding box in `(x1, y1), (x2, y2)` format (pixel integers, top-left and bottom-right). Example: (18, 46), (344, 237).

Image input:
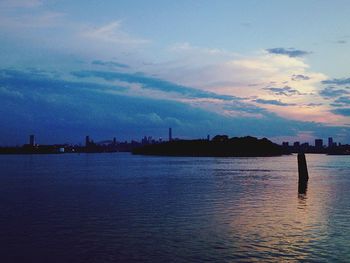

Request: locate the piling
(297, 153), (308, 194)
(297, 153), (309, 183)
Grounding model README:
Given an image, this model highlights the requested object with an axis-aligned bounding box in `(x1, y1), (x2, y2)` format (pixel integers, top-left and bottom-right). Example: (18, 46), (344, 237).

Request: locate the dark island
(132, 135), (287, 157)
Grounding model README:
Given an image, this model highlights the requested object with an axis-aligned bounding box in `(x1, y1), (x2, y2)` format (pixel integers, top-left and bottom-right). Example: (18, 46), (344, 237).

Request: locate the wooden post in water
(298, 153), (309, 182)
(298, 153), (308, 194)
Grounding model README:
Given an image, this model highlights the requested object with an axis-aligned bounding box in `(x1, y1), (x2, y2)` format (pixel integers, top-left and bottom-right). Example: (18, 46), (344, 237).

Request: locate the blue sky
(1, 0), (350, 145)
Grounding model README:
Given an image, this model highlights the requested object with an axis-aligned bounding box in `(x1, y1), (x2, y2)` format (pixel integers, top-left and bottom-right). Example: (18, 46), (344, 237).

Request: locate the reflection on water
(298, 189), (307, 206)
(298, 181), (308, 195)
(0, 153), (350, 262)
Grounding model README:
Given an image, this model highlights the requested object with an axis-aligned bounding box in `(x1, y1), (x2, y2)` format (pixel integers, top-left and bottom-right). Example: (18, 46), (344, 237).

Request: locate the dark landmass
(1, 133), (350, 155)
(0, 141), (141, 155)
(0, 144), (69, 154)
(327, 147), (350, 155)
(282, 142), (350, 155)
(132, 135), (286, 157)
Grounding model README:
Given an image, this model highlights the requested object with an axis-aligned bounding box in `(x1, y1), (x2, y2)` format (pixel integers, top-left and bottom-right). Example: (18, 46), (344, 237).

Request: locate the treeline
(132, 135), (286, 157)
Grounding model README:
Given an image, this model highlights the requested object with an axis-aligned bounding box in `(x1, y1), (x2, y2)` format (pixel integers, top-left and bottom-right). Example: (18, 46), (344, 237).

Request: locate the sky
(1, 0), (350, 145)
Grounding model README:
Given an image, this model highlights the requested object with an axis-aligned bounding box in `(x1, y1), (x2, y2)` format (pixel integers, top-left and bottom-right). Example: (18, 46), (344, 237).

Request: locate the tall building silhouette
(315, 139), (323, 149)
(169, 128), (172, 141)
(29, 135), (35, 147)
(85, 136), (90, 147)
(282, 142), (289, 147)
(328, 137), (333, 148)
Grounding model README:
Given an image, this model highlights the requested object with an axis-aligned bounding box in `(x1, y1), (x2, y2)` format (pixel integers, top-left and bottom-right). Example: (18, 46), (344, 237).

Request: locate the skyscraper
(328, 137), (333, 148)
(293, 141), (300, 147)
(315, 139), (323, 149)
(169, 128), (172, 142)
(29, 135), (35, 147)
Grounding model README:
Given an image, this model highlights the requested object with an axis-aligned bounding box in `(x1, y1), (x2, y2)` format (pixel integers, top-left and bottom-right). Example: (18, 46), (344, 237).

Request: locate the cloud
(253, 98), (296, 106)
(133, 45), (328, 124)
(322, 78), (350, 85)
(291, 74), (310, 81)
(336, 40), (347, 44)
(331, 108), (350, 117)
(263, 86), (302, 96)
(0, 69), (289, 143)
(334, 96), (350, 105)
(319, 86), (350, 98)
(305, 103), (323, 107)
(0, 86), (24, 98)
(0, 68), (348, 145)
(92, 60), (129, 69)
(157, 47), (324, 99)
(71, 70), (241, 101)
(0, 69), (129, 95)
(0, 7), (328, 125)
(224, 101), (269, 118)
(0, 0), (43, 8)
(266, 48), (310, 57)
(0, 10), (66, 29)
(169, 42), (237, 57)
(330, 103), (343, 107)
(82, 21), (150, 46)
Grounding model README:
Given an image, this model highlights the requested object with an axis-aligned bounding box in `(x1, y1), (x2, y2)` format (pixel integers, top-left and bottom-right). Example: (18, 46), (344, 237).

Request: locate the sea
(0, 153), (349, 262)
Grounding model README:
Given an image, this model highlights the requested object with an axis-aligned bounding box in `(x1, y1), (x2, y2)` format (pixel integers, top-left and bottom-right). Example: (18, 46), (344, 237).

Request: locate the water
(0, 153), (350, 262)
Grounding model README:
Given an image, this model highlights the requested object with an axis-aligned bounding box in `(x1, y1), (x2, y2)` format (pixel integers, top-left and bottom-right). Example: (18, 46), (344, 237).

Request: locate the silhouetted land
(132, 135), (286, 157)
(0, 142), (138, 154)
(2, 134), (350, 155)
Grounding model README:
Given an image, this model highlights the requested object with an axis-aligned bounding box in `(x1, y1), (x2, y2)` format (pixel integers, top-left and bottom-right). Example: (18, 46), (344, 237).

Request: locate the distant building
(29, 135), (35, 147)
(113, 137), (117, 145)
(328, 137), (333, 148)
(301, 142), (309, 147)
(142, 136), (148, 145)
(207, 135), (210, 141)
(169, 128), (172, 141)
(282, 142), (289, 147)
(293, 141), (300, 147)
(315, 139), (323, 149)
(85, 136), (90, 147)
(213, 135), (229, 142)
(300, 142), (309, 151)
(142, 136), (153, 145)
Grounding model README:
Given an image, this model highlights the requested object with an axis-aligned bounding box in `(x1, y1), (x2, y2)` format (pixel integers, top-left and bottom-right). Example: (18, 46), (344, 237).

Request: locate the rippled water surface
(1, 153), (350, 262)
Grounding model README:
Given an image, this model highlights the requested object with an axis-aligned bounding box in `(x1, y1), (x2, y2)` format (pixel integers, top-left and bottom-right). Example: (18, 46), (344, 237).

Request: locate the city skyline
(2, 132), (346, 149)
(1, 1), (350, 145)
(3, 132), (350, 156)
